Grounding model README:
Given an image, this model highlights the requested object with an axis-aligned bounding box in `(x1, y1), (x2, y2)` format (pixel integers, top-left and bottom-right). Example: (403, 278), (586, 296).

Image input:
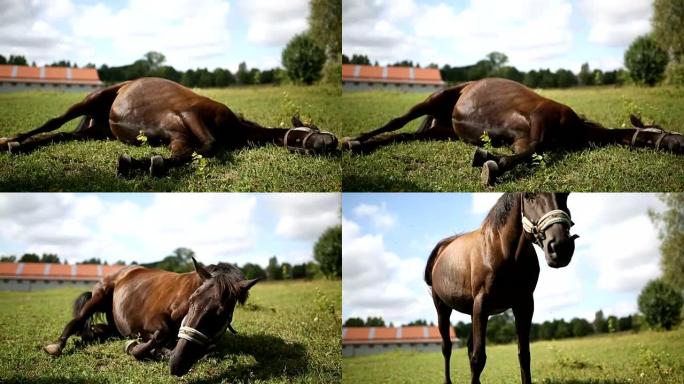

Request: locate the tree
(8, 55), (28, 65)
(344, 317), (364, 327)
(607, 316), (618, 333)
(594, 310), (608, 333)
(365, 316), (385, 326)
(649, 193), (684, 291)
(281, 262), (292, 280)
(0, 255), (16, 262)
(486, 52), (508, 70)
(213, 68), (235, 87)
(196, 68), (214, 88)
(19, 253), (40, 263)
(235, 62), (253, 85)
(653, 0), (684, 59)
(266, 256), (282, 280)
(40, 253), (60, 263)
(578, 63), (594, 86)
(314, 225), (342, 278)
(309, 0), (341, 58)
(143, 51), (166, 71)
(638, 279), (683, 330)
(350, 54), (371, 65)
(181, 69), (197, 88)
(282, 33), (326, 85)
(342, 54), (349, 64)
(81, 257), (103, 265)
(570, 318), (593, 337)
(241, 263), (267, 280)
(0, 55), (6, 64)
(144, 247), (196, 272)
(454, 321), (471, 339)
(624, 35), (668, 86)
(406, 319), (428, 326)
(555, 68), (578, 88)
(524, 70), (540, 88)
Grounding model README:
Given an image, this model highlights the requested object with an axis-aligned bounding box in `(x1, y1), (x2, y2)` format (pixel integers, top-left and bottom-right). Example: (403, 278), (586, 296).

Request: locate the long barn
(0, 262), (125, 291)
(342, 64), (445, 92)
(342, 326), (458, 357)
(0, 64), (102, 92)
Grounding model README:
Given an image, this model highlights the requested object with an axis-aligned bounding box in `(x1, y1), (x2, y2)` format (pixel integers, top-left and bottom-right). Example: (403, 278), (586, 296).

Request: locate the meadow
(0, 86), (342, 192)
(341, 86), (684, 191)
(0, 280), (341, 384)
(342, 327), (684, 383)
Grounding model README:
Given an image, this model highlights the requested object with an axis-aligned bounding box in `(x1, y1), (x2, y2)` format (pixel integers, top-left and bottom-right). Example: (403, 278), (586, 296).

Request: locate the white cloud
(578, 0), (652, 46)
(353, 202), (397, 230)
(238, 0), (309, 46)
(265, 193), (340, 241)
(471, 193), (503, 214)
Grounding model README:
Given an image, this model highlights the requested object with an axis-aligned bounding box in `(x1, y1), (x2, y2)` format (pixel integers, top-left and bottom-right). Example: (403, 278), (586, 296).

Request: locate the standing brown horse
(43, 258), (260, 377)
(343, 77), (683, 185)
(425, 193), (579, 384)
(0, 77), (337, 176)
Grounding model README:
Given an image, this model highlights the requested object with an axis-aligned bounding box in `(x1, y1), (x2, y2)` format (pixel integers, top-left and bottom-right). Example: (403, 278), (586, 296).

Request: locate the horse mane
(204, 263), (249, 304)
(482, 193), (520, 231)
(424, 233), (462, 286)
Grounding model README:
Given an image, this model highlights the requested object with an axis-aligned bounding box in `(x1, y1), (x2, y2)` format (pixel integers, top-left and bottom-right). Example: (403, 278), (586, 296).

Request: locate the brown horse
(0, 77), (337, 176)
(43, 258), (260, 376)
(343, 77), (684, 185)
(424, 193), (579, 384)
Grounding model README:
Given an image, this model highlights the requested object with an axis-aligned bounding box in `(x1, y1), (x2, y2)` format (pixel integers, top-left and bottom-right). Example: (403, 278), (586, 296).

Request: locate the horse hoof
(117, 154), (132, 177)
(481, 160), (499, 186)
(149, 155), (164, 177)
(7, 141), (20, 154)
(44, 343), (62, 357)
(472, 147), (489, 167)
(342, 137), (361, 152)
(124, 340), (139, 355)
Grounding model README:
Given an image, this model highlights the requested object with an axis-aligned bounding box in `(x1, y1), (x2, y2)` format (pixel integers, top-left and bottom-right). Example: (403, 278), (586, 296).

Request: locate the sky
(343, 193), (665, 326)
(0, 0), (311, 71)
(0, 193), (340, 267)
(343, 0), (653, 72)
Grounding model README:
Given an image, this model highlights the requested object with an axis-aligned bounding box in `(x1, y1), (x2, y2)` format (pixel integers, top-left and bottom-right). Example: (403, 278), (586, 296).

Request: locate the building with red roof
(0, 262), (125, 291)
(343, 326), (458, 357)
(0, 64), (102, 92)
(342, 64), (445, 92)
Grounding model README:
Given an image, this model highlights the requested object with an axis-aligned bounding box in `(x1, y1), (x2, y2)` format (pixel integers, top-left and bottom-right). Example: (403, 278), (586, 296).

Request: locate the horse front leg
(470, 294), (489, 384)
(433, 294), (454, 384)
(126, 327), (173, 360)
(513, 297), (534, 384)
(118, 137), (194, 177)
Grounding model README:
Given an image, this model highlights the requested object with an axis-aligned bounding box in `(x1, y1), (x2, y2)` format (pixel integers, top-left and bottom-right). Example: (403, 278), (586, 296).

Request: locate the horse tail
(424, 234), (461, 286)
(73, 291), (97, 341)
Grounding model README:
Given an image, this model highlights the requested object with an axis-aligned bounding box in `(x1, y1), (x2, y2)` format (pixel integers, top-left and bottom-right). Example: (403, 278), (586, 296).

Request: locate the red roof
(342, 64), (444, 85)
(0, 65), (102, 85)
(0, 262), (124, 281)
(342, 326), (457, 345)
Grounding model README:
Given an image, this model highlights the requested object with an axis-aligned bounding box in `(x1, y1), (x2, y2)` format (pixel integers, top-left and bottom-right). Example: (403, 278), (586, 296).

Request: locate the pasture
(341, 86), (684, 191)
(0, 86), (342, 192)
(342, 327), (684, 383)
(0, 279), (341, 383)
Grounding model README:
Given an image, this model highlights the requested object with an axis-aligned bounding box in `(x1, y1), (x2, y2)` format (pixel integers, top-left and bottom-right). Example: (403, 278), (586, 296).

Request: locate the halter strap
(178, 315), (230, 346)
(521, 196), (573, 245)
(283, 126), (335, 152)
(631, 127), (675, 149)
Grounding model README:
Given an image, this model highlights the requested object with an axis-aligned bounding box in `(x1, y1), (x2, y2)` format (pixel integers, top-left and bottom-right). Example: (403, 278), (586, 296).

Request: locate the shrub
(314, 225), (342, 278)
(637, 279), (683, 330)
(624, 35), (669, 86)
(282, 33), (326, 85)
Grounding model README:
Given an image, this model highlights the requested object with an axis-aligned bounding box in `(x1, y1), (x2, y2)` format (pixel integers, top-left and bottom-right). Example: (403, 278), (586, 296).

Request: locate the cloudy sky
(343, 0), (652, 72)
(343, 193), (665, 326)
(0, 193), (340, 267)
(0, 0), (310, 71)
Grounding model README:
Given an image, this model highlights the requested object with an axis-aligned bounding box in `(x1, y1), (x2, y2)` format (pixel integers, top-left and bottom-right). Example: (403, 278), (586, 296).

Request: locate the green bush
(281, 33), (326, 85)
(664, 58), (684, 85)
(637, 279), (683, 330)
(314, 225), (342, 278)
(624, 35), (669, 86)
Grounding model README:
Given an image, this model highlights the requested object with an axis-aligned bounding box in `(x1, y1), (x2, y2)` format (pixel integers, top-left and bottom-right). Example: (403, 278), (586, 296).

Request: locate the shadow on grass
(342, 174), (423, 192)
(188, 333), (308, 383)
(0, 378), (90, 384)
(541, 379), (631, 384)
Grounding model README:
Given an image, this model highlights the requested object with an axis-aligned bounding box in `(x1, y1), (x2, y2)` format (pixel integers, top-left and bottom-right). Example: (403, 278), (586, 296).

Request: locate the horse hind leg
(433, 294), (454, 384)
(345, 115), (457, 153)
(44, 283), (110, 357)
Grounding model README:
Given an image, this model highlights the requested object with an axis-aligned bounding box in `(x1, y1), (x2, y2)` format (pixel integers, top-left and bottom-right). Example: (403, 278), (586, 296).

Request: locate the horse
(424, 193), (579, 384)
(0, 77), (337, 177)
(43, 257), (260, 377)
(342, 77), (684, 185)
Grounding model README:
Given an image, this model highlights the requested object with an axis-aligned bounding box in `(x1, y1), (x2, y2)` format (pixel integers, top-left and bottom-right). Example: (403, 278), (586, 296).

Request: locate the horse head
(169, 257), (260, 376)
(521, 192), (578, 268)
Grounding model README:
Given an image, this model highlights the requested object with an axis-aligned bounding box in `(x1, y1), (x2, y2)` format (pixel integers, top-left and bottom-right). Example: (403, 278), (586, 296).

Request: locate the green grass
(0, 280), (341, 383)
(343, 328), (684, 383)
(0, 86), (342, 192)
(341, 86), (684, 191)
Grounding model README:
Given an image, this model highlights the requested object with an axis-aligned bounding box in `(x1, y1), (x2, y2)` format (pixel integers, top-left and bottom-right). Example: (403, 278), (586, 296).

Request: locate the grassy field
(341, 86), (684, 191)
(0, 86), (342, 192)
(0, 280), (341, 384)
(343, 327), (684, 383)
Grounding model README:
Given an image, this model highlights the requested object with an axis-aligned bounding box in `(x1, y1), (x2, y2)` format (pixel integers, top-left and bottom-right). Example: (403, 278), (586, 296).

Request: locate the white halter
(178, 314), (230, 346)
(521, 196), (573, 245)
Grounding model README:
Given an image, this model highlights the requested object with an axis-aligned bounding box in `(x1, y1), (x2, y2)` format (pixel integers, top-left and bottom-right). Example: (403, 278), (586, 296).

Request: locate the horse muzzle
(544, 234), (578, 268)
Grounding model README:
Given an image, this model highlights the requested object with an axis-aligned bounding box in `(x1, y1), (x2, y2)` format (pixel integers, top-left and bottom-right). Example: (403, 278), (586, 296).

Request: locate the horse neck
(580, 119), (636, 146)
(494, 194), (530, 263)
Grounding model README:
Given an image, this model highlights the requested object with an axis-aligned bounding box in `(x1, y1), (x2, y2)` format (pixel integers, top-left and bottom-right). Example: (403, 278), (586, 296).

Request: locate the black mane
(483, 193), (518, 230)
(205, 263), (249, 304)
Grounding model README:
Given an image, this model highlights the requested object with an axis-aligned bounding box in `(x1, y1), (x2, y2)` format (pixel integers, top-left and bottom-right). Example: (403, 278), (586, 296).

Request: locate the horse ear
(240, 278), (261, 291)
(192, 257), (211, 280)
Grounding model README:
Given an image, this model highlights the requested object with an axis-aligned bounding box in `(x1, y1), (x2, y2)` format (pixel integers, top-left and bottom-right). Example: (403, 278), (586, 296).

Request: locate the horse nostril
(548, 241), (557, 254)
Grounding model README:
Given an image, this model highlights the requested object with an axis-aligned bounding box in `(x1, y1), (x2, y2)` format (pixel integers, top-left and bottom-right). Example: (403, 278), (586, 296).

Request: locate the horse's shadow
(188, 333), (308, 383)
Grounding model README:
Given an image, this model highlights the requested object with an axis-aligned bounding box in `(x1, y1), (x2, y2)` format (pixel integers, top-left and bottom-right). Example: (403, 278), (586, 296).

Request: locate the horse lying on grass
(0, 77), (337, 177)
(425, 193), (578, 384)
(43, 258), (260, 377)
(343, 77), (684, 186)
